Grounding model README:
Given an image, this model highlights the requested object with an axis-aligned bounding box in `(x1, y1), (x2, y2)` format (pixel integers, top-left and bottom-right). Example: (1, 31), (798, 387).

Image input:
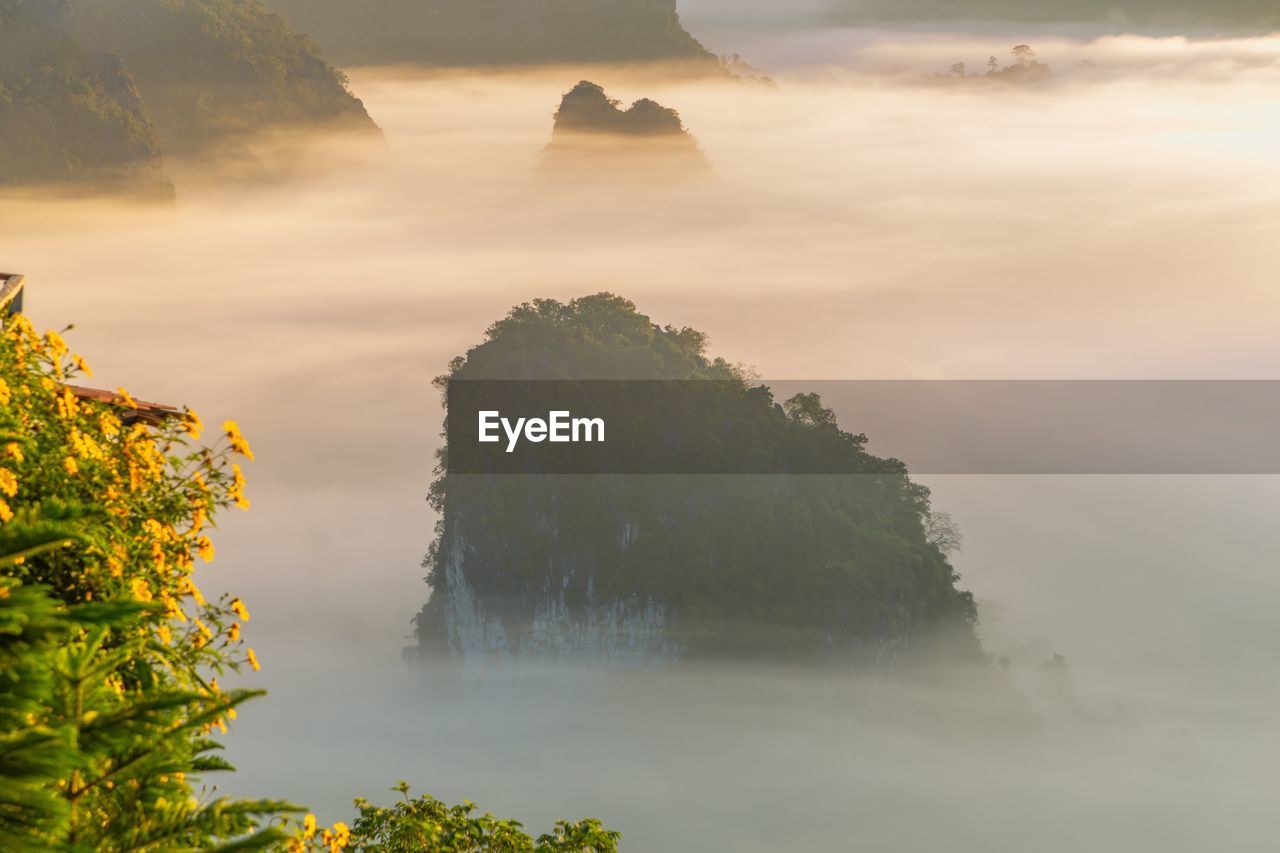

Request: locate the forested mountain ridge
(0, 0), (170, 191)
(413, 294), (981, 667)
(60, 0), (376, 154)
(1, 0), (375, 190)
(265, 0), (718, 68)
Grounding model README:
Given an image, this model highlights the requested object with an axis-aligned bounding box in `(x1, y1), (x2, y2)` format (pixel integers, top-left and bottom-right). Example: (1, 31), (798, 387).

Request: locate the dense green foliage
(0, 577), (294, 850)
(266, 0), (716, 67)
(0, 310), (292, 848)
(414, 294), (980, 665)
(340, 782), (620, 852)
(0, 309), (619, 849)
(0, 0), (169, 191)
(61, 0), (376, 154)
(833, 0), (1280, 27)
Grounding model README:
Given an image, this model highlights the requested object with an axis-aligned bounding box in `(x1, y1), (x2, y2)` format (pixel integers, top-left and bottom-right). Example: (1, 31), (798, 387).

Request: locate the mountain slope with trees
(0, 0), (170, 191)
(60, 0), (376, 154)
(265, 0), (718, 68)
(1, 0), (375, 190)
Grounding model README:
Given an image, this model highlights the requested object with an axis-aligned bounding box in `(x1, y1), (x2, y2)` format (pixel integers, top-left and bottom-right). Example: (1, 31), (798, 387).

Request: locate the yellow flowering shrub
(0, 312), (257, 708)
(0, 310), (619, 851)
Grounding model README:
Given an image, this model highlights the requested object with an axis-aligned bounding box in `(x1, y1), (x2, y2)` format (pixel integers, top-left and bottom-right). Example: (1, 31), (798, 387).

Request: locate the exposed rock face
(437, 535), (682, 666)
(544, 81), (707, 174)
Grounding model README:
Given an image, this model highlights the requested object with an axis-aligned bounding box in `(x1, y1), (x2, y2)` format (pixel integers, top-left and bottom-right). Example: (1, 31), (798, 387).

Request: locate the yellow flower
(130, 578), (153, 602)
(62, 456), (78, 475)
(181, 577), (207, 606)
(156, 624), (172, 645)
(229, 464), (250, 510)
(0, 499), (12, 524)
(303, 813), (317, 840)
(195, 536), (215, 562)
(246, 647), (260, 671)
(55, 388), (79, 420)
(117, 387), (138, 408)
(0, 377), (9, 406)
(0, 468), (17, 497)
(222, 420), (255, 460)
(98, 412), (120, 437)
(230, 597), (250, 621)
(72, 354), (92, 376)
(184, 409), (203, 440)
(3, 443), (19, 463)
(162, 594), (187, 623)
(69, 428), (105, 461)
(332, 821), (351, 848)
(227, 622), (241, 642)
(44, 330), (68, 360)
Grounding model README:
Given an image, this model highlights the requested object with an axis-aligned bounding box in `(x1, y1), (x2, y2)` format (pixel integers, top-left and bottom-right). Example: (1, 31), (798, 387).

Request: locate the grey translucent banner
(445, 380), (1280, 474)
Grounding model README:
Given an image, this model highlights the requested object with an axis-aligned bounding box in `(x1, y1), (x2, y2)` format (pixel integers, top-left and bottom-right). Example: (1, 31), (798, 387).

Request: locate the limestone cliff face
(433, 532), (682, 666)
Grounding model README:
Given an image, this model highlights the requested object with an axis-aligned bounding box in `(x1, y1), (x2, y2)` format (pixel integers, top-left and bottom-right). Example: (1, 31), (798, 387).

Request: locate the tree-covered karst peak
(0, 0), (171, 192)
(264, 0), (721, 69)
(545, 82), (707, 174)
(554, 81), (690, 137)
(413, 294), (982, 668)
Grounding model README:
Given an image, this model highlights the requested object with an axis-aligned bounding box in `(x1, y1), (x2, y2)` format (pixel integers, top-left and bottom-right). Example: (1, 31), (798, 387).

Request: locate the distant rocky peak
(553, 81), (690, 138)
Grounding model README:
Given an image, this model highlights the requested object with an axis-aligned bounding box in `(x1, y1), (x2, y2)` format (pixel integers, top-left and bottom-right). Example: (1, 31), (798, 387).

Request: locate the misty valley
(2, 0), (1280, 850)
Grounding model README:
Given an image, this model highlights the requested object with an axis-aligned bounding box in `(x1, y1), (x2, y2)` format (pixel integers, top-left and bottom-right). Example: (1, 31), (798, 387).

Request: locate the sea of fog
(2, 31), (1279, 850)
